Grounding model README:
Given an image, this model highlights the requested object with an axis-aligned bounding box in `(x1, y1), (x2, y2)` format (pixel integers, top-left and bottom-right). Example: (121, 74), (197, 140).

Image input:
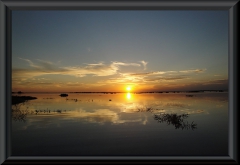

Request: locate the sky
(12, 10), (228, 92)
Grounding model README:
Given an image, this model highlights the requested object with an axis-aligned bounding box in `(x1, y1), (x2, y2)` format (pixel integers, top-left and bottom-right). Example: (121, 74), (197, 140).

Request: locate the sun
(126, 86), (132, 92)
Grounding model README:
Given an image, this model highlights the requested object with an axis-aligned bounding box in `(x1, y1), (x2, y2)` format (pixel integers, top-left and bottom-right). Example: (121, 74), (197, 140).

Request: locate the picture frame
(0, 0), (238, 164)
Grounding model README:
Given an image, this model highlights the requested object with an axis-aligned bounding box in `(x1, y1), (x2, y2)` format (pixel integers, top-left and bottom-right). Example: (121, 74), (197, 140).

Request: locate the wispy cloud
(202, 79), (228, 85)
(128, 68), (205, 77)
(18, 58), (64, 72)
(16, 58), (206, 79)
(99, 75), (145, 85)
(145, 76), (189, 82)
(111, 61), (141, 67)
(140, 60), (148, 70)
(152, 78), (228, 91)
(97, 67), (205, 85)
(18, 58), (41, 69)
(130, 71), (166, 76)
(13, 59), (143, 80)
(63, 63), (117, 77)
(36, 59), (55, 70)
(13, 58), (213, 91)
(179, 69), (206, 73)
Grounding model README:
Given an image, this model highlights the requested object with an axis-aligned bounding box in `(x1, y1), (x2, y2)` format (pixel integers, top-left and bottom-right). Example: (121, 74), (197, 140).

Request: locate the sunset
(12, 10), (228, 93)
(11, 10), (229, 157)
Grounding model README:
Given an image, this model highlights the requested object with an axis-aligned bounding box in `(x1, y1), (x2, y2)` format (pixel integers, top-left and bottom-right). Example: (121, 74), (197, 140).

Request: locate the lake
(11, 92), (228, 156)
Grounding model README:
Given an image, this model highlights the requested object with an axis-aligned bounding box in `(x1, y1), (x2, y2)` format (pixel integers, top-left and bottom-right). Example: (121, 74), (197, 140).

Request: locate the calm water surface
(12, 92), (228, 156)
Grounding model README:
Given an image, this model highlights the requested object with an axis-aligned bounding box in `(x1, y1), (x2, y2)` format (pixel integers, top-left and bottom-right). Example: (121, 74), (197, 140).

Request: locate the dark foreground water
(11, 92), (228, 156)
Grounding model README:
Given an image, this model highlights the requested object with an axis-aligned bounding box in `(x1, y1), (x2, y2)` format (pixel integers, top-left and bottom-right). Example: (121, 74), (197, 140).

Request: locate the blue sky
(12, 10), (228, 92)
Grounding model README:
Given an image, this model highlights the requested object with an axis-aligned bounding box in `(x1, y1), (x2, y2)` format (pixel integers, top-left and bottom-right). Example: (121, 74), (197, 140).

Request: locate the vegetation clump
(154, 113), (197, 130)
(12, 95), (37, 105)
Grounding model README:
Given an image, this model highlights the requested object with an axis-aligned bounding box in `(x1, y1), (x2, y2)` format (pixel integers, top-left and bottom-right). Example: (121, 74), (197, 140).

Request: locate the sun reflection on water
(126, 92), (132, 100)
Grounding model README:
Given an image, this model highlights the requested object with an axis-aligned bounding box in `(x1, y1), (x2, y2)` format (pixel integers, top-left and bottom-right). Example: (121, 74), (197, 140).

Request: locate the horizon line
(12, 89), (228, 93)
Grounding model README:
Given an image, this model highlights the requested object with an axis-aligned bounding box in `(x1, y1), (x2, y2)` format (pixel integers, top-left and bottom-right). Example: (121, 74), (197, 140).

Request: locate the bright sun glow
(126, 93), (132, 99)
(126, 86), (132, 91)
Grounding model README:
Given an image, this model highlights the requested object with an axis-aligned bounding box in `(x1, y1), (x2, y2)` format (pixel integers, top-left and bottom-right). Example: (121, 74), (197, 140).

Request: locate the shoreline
(12, 96), (37, 105)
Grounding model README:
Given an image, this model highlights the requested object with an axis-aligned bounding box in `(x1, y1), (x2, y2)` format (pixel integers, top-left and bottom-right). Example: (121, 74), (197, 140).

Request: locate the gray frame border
(0, 0), (238, 164)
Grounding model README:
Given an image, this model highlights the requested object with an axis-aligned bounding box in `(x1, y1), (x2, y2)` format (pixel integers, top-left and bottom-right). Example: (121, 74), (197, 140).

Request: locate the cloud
(63, 61), (141, 77)
(36, 59), (55, 70)
(140, 60), (148, 70)
(101, 77), (145, 84)
(98, 67), (204, 85)
(146, 76), (189, 82)
(13, 59), (144, 80)
(18, 58), (65, 72)
(202, 79), (228, 85)
(18, 58), (41, 69)
(15, 58), (206, 80)
(152, 78), (228, 91)
(128, 68), (204, 77)
(13, 58), (212, 92)
(130, 72), (154, 76)
(130, 71), (166, 76)
(179, 69), (206, 73)
(111, 61), (141, 67)
(63, 63), (117, 77)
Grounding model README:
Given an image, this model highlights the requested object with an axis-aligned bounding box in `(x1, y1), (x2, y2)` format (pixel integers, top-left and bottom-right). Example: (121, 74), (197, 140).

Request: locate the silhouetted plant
(12, 103), (30, 122)
(136, 106), (153, 113)
(35, 109), (68, 114)
(135, 106), (197, 130)
(153, 113), (197, 130)
(12, 95), (37, 105)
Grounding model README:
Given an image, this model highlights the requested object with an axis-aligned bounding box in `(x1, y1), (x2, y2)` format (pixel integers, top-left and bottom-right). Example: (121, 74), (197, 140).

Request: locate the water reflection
(11, 93), (227, 128)
(126, 93), (132, 100)
(154, 113), (197, 130)
(12, 103), (33, 122)
(135, 106), (197, 130)
(12, 104), (197, 130)
(11, 93), (229, 156)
